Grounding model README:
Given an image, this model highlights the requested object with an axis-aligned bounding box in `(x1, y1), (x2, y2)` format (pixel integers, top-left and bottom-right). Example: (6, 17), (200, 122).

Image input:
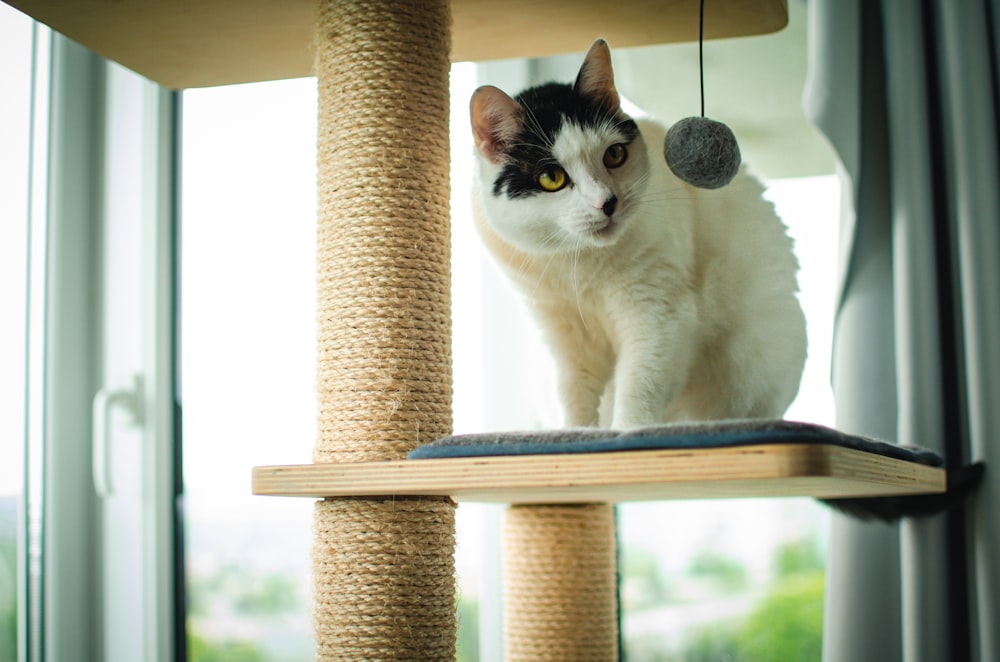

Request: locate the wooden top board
(252, 442), (945, 504)
(4, 0), (788, 89)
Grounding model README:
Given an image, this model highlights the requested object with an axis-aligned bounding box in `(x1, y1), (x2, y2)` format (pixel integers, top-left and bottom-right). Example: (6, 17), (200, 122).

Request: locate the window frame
(23, 31), (181, 662)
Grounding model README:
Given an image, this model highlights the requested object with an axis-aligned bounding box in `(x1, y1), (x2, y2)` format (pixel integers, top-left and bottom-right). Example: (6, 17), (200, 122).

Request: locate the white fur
(472, 118), (807, 429)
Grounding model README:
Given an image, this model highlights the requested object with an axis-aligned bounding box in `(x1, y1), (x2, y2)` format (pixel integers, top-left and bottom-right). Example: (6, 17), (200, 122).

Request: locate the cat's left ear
(574, 39), (620, 113)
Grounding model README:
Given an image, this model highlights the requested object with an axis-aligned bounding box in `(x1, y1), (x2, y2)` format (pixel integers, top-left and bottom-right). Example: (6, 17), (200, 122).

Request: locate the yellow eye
(537, 166), (568, 192)
(603, 144), (627, 168)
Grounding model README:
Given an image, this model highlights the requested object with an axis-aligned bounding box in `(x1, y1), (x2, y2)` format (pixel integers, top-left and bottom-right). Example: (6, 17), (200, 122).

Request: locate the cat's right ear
(471, 85), (523, 164)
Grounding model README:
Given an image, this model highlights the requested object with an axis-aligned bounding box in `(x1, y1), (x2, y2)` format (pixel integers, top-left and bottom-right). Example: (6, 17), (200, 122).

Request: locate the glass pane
(0, 6), (36, 661)
(181, 78), (318, 660)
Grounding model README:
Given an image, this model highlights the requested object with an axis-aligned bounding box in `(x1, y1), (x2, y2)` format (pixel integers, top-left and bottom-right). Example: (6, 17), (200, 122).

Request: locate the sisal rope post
(504, 504), (619, 661)
(312, 0), (456, 658)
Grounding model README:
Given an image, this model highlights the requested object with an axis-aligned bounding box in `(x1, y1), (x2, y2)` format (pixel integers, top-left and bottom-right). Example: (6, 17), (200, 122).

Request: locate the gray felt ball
(664, 116), (741, 189)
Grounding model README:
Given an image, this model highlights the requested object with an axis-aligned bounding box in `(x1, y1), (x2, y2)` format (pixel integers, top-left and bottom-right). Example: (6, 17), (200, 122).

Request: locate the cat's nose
(602, 195), (618, 217)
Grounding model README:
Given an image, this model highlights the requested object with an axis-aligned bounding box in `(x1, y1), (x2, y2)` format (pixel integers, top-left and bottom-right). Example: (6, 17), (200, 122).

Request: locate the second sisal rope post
(312, 0), (456, 658)
(504, 503), (620, 660)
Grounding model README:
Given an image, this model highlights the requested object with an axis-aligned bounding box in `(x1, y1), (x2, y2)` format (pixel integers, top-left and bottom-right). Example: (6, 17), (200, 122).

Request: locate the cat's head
(470, 39), (649, 253)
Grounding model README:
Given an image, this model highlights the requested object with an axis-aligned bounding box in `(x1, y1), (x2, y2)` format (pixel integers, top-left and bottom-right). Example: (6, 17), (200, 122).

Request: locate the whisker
(572, 240), (590, 331)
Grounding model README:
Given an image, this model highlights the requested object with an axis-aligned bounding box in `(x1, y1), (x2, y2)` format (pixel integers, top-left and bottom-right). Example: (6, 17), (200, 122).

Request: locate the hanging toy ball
(664, 116), (741, 189)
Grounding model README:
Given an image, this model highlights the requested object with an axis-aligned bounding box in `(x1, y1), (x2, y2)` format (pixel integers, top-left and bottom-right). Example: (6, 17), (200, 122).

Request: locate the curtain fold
(937, 1), (1000, 656)
(882, 4), (954, 661)
(805, 0), (999, 660)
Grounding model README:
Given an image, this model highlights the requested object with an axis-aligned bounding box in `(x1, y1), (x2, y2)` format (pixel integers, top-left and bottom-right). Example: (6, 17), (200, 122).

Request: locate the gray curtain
(804, 1), (1000, 660)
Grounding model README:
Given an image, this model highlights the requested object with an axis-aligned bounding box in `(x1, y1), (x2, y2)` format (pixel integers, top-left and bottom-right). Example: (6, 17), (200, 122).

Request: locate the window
(5, 19), (179, 659)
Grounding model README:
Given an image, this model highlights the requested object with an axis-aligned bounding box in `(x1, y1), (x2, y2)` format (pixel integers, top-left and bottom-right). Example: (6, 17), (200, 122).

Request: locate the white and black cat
(471, 39), (806, 430)
(469, 39), (982, 521)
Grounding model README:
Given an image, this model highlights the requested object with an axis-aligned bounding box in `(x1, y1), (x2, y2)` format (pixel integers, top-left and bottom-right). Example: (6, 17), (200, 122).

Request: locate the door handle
(92, 374), (144, 498)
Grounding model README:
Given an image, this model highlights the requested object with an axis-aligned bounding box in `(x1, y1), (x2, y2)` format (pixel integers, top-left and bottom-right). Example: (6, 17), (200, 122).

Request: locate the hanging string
(699, 0), (706, 118)
(663, 0), (742, 189)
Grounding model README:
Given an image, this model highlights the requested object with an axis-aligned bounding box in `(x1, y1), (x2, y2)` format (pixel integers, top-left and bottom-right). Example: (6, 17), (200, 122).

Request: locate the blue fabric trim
(407, 420), (943, 467)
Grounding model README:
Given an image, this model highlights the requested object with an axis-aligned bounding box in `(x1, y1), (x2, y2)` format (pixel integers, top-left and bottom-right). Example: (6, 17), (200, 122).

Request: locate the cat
(469, 39), (982, 521)
(470, 39), (807, 430)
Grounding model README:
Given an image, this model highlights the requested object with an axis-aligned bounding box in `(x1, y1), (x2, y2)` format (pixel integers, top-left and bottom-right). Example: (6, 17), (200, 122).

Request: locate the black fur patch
(493, 82), (639, 199)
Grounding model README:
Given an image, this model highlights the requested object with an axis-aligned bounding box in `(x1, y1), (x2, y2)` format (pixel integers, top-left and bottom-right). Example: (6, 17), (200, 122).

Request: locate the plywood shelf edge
(252, 443), (945, 504)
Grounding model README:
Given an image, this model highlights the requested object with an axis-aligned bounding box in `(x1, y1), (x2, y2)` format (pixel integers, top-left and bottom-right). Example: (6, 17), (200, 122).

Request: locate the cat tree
(7, 0), (946, 658)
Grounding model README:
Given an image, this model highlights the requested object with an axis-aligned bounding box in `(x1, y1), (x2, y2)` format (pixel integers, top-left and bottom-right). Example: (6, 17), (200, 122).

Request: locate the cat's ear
(574, 39), (620, 113)
(470, 85), (523, 164)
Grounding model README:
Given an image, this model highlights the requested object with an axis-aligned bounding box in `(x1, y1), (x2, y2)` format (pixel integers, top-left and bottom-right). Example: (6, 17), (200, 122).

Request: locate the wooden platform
(4, 0), (788, 89)
(252, 443), (945, 504)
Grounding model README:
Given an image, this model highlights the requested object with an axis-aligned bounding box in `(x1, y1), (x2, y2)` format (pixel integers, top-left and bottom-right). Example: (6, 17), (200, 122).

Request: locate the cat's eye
(537, 166), (568, 192)
(603, 144), (628, 168)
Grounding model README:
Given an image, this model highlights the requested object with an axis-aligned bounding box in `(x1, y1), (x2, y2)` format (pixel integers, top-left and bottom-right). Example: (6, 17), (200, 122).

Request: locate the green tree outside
(673, 538), (825, 661)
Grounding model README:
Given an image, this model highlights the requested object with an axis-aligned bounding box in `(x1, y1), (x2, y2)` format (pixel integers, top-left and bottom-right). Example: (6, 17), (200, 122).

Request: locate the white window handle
(92, 374), (144, 498)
